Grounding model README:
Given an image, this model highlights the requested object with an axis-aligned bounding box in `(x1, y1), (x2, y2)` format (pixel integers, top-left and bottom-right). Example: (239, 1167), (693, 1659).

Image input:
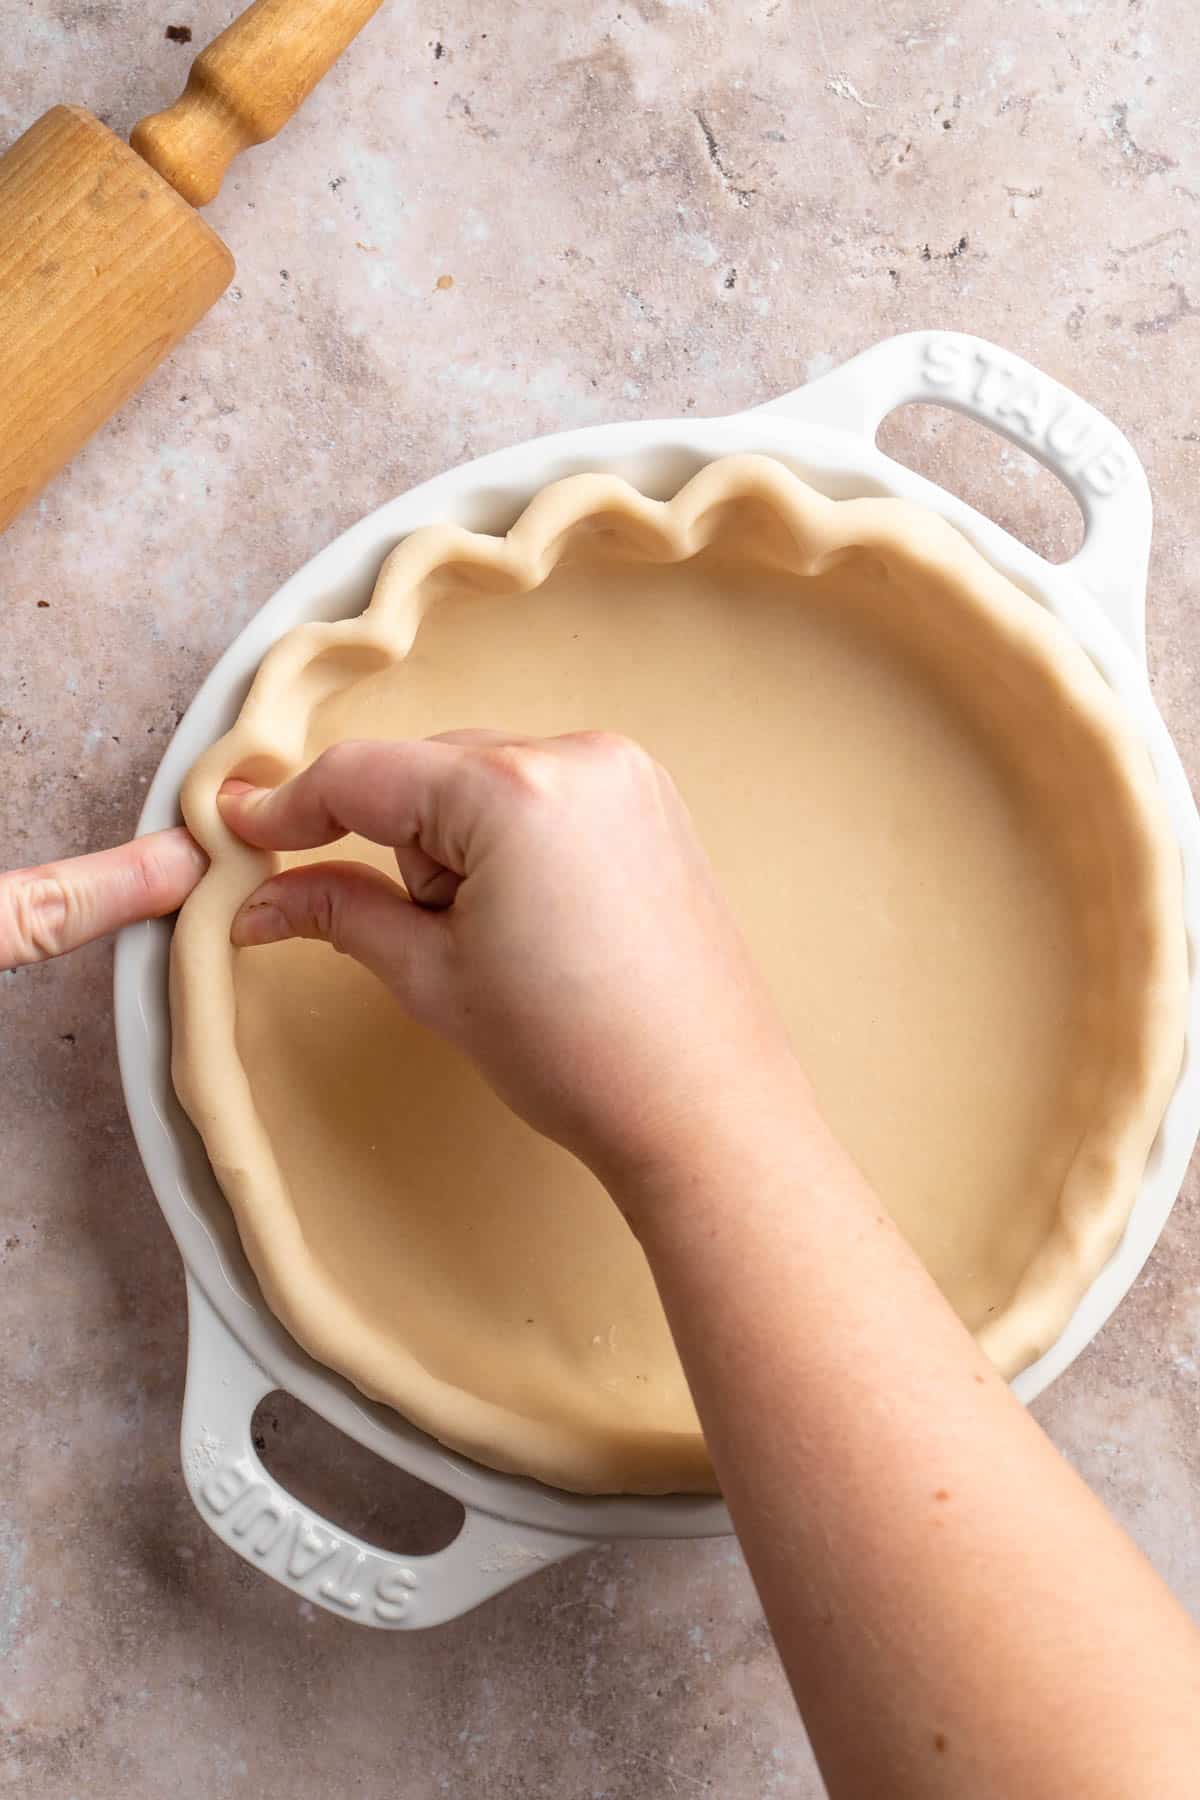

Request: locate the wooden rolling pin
(0, 0), (385, 534)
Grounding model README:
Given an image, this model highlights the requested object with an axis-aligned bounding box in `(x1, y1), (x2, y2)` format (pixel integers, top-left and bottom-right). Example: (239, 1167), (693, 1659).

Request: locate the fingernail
(231, 900), (290, 947)
(219, 778), (260, 805)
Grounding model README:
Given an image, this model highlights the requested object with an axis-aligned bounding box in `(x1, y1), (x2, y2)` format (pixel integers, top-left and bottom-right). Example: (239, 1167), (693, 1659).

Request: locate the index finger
(0, 827), (208, 970)
(217, 738), (477, 869)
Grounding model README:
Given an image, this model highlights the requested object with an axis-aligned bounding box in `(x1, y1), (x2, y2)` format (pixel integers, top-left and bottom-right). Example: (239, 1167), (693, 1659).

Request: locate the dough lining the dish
(171, 455), (1187, 1495)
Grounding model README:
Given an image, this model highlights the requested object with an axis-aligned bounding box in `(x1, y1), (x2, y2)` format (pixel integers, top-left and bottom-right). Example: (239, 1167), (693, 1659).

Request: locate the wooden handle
(130, 0), (385, 207)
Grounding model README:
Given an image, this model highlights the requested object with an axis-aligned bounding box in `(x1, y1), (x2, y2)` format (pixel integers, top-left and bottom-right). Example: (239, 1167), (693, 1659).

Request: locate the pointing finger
(0, 827), (208, 969)
(218, 739), (472, 864)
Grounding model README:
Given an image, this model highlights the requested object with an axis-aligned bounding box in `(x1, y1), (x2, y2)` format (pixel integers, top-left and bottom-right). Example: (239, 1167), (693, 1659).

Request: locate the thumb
(231, 859), (449, 1020)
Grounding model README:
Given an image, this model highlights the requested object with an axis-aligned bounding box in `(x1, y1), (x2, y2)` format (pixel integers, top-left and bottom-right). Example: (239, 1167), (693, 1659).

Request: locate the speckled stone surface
(3, 2), (1200, 1794)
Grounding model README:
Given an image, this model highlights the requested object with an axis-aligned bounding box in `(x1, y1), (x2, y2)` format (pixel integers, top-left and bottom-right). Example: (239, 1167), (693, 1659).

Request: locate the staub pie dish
(117, 334), (1200, 1625)
(172, 450), (1185, 1495)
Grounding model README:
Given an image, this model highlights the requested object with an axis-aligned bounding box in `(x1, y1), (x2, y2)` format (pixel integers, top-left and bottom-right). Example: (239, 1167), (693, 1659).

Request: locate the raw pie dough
(172, 455), (1187, 1495)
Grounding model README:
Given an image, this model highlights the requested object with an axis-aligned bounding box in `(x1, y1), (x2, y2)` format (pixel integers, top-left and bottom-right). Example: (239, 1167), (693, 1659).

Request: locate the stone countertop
(2, 1), (1199, 1794)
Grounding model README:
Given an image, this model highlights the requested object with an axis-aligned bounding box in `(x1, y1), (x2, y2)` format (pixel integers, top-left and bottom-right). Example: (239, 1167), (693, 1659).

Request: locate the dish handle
(752, 329), (1153, 665)
(179, 1277), (591, 1628)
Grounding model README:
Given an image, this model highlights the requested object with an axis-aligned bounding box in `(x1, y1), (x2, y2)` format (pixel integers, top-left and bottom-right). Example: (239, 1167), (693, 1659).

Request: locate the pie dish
(117, 331), (1200, 1625)
(170, 449), (1187, 1497)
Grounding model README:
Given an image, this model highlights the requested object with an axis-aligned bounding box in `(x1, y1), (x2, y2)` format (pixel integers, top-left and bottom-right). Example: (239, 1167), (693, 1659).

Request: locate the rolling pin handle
(131, 0), (386, 208)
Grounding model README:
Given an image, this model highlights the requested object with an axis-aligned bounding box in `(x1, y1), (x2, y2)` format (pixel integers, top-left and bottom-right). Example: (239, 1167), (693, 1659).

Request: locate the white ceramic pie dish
(115, 330), (1200, 1628)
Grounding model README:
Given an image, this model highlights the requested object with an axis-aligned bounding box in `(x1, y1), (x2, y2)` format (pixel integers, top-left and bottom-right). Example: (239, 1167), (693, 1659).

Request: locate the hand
(0, 829), (208, 970)
(223, 733), (1200, 1800)
(219, 732), (809, 1190)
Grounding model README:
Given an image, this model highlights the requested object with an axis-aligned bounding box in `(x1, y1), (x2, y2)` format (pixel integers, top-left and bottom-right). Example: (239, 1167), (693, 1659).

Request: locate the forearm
(623, 1081), (1200, 1799)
